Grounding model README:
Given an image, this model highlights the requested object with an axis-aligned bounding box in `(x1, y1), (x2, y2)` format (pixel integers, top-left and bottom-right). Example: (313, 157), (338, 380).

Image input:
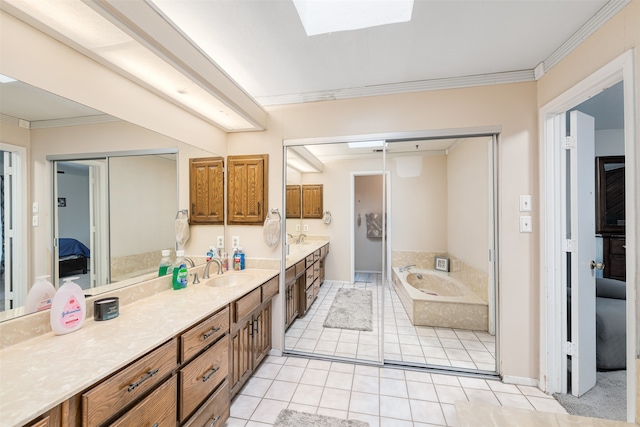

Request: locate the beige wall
(447, 138), (490, 274)
(230, 81), (539, 379)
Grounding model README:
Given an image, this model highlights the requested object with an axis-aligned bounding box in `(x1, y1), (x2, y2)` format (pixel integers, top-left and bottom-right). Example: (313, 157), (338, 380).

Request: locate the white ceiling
(151, 0), (614, 104)
(0, 0), (626, 130)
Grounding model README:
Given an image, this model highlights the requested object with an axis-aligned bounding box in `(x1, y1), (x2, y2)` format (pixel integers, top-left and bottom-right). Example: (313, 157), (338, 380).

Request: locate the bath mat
(274, 409), (369, 427)
(323, 288), (373, 331)
(354, 272), (372, 282)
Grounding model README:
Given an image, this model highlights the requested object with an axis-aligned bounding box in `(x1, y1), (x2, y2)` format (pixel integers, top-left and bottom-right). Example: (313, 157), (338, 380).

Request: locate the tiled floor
(225, 355), (567, 426)
(285, 274), (496, 371)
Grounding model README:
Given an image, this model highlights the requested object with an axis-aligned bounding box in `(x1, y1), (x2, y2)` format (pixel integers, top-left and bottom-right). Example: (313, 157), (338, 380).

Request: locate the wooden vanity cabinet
(227, 154), (269, 225)
(229, 275), (279, 397)
(189, 157), (225, 225)
(24, 405), (62, 427)
(284, 261), (304, 329)
(298, 244), (329, 318)
(110, 375), (177, 427)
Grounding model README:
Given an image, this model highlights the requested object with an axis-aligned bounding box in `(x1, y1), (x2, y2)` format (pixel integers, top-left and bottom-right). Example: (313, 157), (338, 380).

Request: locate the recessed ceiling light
(293, 0), (414, 36)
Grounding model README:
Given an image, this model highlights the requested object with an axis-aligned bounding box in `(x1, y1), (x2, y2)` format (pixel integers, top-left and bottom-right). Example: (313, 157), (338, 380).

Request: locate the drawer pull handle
(208, 415), (221, 427)
(152, 424), (159, 427)
(127, 368), (159, 392)
(202, 366), (220, 382)
(202, 326), (221, 340)
(253, 320), (259, 334)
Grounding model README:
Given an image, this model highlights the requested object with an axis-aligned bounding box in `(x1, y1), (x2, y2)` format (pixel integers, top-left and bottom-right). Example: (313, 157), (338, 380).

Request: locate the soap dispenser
(25, 275), (56, 314)
(50, 277), (86, 335)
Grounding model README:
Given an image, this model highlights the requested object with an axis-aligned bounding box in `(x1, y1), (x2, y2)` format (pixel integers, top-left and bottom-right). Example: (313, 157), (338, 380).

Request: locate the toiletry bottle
(172, 250), (188, 290)
(238, 247), (245, 270)
(25, 275), (56, 314)
(221, 252), (229, 271)
(233, 248), (241, 271)
(206, 246), (215, 262)
(50, 277), (86, 335)
(158, 249), (173, 276)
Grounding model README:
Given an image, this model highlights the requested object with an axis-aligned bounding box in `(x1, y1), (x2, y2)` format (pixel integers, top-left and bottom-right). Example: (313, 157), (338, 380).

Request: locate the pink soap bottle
(50, 277), (86, 335)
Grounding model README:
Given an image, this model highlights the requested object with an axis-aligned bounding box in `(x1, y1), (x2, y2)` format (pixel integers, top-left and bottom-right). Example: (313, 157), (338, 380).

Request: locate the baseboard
(502, 375), (539, 387)
(269, 349), (283, 357)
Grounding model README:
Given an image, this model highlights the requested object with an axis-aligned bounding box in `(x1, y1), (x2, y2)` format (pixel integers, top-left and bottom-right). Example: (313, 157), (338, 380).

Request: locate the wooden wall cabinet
(228, 154), (268, 225)
(189, 157), (225, 225)
(286, 185), (301, 218)
(302, 184), (323, 219)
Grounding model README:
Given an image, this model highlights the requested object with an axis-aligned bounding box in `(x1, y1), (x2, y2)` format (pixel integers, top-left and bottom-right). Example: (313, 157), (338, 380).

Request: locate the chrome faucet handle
(190, 272), (200, 284)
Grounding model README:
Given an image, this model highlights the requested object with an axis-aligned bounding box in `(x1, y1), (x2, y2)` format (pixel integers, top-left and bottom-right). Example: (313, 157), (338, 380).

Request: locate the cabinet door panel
(286, 185), (301, 218)
(302, 184), (323, 219)
(190, 157), (224, 224)
(230, 320), (252, 396)
(227, 155), (268, 225)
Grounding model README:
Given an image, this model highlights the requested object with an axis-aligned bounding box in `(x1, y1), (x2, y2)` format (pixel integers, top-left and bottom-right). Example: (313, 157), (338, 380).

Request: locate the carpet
(354, 272), (372, 282)
(274, 409), (369, 427)
(554, 370), (626, 421)
(323, 288), (373, 331)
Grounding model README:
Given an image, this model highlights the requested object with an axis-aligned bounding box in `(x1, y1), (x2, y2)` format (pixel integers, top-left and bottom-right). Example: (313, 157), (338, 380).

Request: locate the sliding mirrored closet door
(283, 141), (385, 363)
(383, 136), (497, 373)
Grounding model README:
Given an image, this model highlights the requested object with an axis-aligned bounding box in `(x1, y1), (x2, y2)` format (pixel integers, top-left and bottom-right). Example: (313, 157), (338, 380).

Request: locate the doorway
(540, 51), (637, 422)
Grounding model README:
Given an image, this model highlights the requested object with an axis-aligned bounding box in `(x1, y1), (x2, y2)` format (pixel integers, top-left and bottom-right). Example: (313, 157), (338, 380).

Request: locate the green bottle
(158, 249), (173, 276)
(172, 250), (188, 290)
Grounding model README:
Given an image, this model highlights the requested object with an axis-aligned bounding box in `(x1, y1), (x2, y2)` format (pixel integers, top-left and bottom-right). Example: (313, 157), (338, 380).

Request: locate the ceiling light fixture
(347, 140), (387, 149)
(2, 0), (265, 131)
(293, 0), (414, 36)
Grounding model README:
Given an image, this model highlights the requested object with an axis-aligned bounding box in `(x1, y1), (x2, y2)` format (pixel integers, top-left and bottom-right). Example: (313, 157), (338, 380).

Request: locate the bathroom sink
(204, 274), (257, 288)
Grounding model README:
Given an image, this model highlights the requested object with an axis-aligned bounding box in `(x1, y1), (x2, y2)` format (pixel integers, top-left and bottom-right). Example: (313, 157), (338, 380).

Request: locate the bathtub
(392, 267), (488, 331)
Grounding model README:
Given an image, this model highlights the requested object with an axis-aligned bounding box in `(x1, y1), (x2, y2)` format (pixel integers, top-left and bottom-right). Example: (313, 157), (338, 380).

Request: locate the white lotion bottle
(25, 275), (56, 314)
(50, 277), (86, 335)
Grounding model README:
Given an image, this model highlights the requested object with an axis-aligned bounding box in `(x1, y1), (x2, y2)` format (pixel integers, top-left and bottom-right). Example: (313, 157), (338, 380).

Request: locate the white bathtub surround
(392, 267), (488, 331)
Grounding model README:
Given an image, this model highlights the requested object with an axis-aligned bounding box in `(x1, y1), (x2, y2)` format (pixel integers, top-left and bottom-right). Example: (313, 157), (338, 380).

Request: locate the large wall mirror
(283, 134), (498, 373)
(0, 75), (222, 320)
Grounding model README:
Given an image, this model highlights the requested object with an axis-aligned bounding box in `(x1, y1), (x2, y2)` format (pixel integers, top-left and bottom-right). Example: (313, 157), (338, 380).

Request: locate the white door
(567, 110), (597, 397)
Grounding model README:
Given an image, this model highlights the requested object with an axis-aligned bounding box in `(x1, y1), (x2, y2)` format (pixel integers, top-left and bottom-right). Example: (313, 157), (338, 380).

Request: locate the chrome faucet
(203, 258), (224, 279)
(184, 257), (195, 268)
(298, 234), (307, 244)
(399, 264), (415, 272)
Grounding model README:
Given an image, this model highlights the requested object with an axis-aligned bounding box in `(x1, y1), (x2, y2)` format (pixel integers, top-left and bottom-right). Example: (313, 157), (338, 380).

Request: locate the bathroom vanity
(0, 269), (279, 427)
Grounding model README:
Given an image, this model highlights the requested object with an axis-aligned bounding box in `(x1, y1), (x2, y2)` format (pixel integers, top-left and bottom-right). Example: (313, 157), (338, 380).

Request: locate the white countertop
(0, 268), (278, 427)
(285, 240), (329, 268)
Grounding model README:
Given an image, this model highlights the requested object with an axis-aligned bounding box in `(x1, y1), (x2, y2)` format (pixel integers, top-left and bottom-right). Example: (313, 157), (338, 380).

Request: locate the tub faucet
(203, 258), (224, 279)
(399, 264), (415, 272)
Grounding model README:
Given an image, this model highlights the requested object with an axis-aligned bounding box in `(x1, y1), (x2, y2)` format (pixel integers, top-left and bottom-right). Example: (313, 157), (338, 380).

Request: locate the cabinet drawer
(183, 380), (230, 427)
(262, 276), (279, 301)
(181, 307), (229, 362)
(314, 250), (321, 262)
(610, 237), (626, 255)
(235, 287), (261, 321)
(285, 266), (295, 284)
(321, 244), (328, 259)
(305, 266), (315, 288)
(179, 335), (229, 421)
(306, 254), (315, 268)
(295, 260), (306, 277)
(82, 338), (178, 427)
(110, 375), (177, 427)
(305, 286), (315, 311)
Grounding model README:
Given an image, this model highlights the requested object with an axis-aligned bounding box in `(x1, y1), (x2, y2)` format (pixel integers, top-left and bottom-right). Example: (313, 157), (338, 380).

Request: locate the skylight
(292, 0), (414, 36)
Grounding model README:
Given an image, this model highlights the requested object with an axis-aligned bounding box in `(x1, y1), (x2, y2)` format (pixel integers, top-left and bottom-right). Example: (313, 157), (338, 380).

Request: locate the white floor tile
(348, 412), (380, 427)
(434, 384), (468, 404)
(352, 374), (380, 394)
(409, 399), (447, 425)
(379, 395), (412, 420)
(264, 380), (297, 402)
(319, 387), (351, 411)
(274, 365), (305, 383)
(239, 377), (272, 398)
(349, 391), (380, 415)
(290, 383), (324, 406)
(230, 395), (261, 420)
(249, 399), (289, 424)
(299, 368), (329, 386)
(325, 370), (354, 390)
(407, 380), (439, 402)
(494, 391), (535, 410)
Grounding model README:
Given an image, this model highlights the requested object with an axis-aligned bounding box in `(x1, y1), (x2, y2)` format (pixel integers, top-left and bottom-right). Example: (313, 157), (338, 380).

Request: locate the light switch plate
(231, 236), (240, 248)
(520, 216), (532, 233)
(303, 224), (309, 232)
(32, 202), (39, 214)
(217, 236), (224, 248)
(32, 215), (39, 227)
(519, 195), (532, 212)
(295, 224), (300, 231)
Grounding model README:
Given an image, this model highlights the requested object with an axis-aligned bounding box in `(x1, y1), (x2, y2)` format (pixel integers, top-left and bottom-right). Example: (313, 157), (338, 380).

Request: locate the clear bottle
(233, 248), (241, 271)
(172, 250), (188, 290)
(158, 249), (173, 276)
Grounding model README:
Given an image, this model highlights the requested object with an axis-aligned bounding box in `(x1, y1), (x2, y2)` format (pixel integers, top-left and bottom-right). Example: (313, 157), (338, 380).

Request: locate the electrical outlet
(519, 216), (532, 233)
(217, 236), (224, 248)
(295, 224), (300, 231)
(231, 236), (240, 248)
(303, 224), (309, 232)
(32, 215), (39, 227)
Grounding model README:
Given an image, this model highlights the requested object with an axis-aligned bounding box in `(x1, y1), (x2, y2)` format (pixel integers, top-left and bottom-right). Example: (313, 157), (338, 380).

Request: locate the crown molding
(257, 70), (536, 106)
(1, 113), (120, 129)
